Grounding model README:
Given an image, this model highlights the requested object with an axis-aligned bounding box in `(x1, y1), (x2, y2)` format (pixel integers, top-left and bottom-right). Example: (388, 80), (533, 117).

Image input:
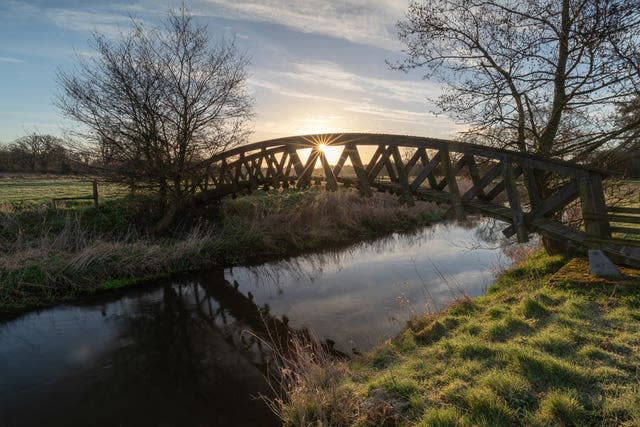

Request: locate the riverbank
(0, 188), (446, 313)
(276, 251), (640, 426)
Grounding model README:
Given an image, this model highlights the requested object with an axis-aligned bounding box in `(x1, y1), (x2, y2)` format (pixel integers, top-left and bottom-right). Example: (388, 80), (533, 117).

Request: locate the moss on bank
(278, 251), (640, 426)
(0, 188), (445, 313)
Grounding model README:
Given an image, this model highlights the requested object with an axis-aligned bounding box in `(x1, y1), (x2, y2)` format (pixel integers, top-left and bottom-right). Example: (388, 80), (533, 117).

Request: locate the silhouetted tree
(57, 7), (253, 226)
(395, 0), (640, 185)
(0, 133), (71, 174)
(13, 133), (65, 172)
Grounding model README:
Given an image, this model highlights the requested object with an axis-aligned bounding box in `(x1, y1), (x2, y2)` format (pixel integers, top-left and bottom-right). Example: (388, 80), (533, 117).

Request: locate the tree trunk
(154, 201), (180, 235)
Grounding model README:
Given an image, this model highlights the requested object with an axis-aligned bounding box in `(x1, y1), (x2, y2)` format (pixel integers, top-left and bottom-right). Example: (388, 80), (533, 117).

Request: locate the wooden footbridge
(205, 133), (640, 267)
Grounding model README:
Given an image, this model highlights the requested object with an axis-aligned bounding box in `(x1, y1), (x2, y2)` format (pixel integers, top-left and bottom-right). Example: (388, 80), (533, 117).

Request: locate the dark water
(0, 219), (515, 426)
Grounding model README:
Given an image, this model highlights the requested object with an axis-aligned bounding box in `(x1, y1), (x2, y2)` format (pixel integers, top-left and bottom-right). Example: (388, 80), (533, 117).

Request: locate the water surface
(0, 219), (514, 426)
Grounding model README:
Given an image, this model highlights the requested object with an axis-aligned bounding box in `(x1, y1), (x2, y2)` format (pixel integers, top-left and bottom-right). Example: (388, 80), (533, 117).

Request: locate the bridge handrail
(210, 133), (613, 178)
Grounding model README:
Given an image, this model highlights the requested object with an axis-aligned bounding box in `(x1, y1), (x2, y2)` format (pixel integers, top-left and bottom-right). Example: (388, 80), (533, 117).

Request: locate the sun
(305, 134), (344, 164)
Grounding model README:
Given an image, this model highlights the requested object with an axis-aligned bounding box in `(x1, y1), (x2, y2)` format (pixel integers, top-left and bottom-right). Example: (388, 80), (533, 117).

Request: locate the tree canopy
(57, 7), (253, 206)
(396, 0), (640, 163)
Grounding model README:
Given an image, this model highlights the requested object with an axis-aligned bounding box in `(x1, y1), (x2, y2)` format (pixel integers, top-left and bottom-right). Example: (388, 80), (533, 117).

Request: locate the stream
(0, 218), (519, 426)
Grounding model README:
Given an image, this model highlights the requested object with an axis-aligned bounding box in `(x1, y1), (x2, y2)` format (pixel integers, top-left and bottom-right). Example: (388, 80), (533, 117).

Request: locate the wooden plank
(461, 161), (503, 202)
(578, 171), (611, 238)
(276, 151), (288, 176)
(283, 154), (294, 179)
(503, 180), (579, 238)
(332, 146), (349, 177)
(610, 226), (640, 235)
(391, 144), (415, 206)
(384, 156), (399, 183)
(585, 235), (640, 248)
(286, 144), (305, 177)
(368, 146), (393, 181)
(219, 159), (229, 185)
(365, 145), (384, 174)
(296, 150), (320, 188)
(484, 166), (523, 202)
(405, 148), (424, 172)
(262, 148), (277, 180)
(320, 151), (338, 191)
(234, 153), (245, 184)
(268, 152), (283, 186)
(421, 150), (439, 189)
(436, 155), (466, 190)
(531, 180), (579, 217)
(503, 158), (528, 243)
(607, 206), (640, 214)
(441, 148), (465, 220)
(464, 154), (485, 199)
(522, 167), (541, 209)
(410, 151), (441, 191)
(345, 143), (372, 197)
(583, 213), (640, 225)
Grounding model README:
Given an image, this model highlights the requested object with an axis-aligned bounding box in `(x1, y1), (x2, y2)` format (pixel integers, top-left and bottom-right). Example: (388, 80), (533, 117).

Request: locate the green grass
(0, 174), (127, 207)
(279, 251), (640, 426)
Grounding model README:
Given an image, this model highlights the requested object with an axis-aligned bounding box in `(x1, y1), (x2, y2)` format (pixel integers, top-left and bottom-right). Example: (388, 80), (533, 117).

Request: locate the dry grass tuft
(264, 335), (359, 427)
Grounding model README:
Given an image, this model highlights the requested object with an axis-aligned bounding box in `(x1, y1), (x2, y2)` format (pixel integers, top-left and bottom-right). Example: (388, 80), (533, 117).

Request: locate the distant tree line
(0, 133), (77, 174)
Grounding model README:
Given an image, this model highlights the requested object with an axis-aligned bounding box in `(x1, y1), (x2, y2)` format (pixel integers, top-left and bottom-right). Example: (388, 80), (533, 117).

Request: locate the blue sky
(0, 0), (461, 143)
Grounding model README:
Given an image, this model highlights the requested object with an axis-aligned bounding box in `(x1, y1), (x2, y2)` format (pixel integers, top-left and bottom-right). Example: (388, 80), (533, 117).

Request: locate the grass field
(0, 174), (127, 207)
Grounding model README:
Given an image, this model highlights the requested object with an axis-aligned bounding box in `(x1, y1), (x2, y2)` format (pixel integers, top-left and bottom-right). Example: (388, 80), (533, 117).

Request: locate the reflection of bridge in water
(205, 133), (640, 267)
(191, 269), (347, 367)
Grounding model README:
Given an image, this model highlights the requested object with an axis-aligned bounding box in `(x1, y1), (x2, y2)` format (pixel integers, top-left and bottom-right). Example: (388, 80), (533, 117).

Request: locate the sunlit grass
(0, 175), (127, 207)
(277, 251), (640, 426)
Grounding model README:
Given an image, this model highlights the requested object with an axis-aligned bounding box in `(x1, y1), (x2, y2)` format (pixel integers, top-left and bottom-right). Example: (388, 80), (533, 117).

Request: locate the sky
(0, 0), (463, 144)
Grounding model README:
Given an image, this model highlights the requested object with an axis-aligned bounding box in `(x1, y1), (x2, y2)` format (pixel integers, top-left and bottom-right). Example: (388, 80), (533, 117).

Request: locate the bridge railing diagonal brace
(390, 144), (415, 206)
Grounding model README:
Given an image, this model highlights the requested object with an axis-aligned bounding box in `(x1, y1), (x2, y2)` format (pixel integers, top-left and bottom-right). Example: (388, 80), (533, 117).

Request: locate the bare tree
(395, 0), (640, 193)
(57, 7), (253, 223)
(12, 133), (67, 172)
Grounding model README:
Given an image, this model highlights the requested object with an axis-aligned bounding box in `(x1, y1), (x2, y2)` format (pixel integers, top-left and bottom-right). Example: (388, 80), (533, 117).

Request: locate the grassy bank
(0, 188), (445, 313)
(277, 251), (640, 426)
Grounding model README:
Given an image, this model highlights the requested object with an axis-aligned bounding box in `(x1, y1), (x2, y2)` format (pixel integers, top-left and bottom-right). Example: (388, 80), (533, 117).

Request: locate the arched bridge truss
(205, 133), (640, 267)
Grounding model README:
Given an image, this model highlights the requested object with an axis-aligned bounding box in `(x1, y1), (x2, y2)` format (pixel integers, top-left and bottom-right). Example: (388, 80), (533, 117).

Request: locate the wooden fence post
(92, 180), (99, 209)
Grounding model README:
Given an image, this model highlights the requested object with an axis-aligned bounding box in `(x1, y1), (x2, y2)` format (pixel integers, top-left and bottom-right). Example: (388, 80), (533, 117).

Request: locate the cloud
(250, 73), (461, 136)
(281, 59), (442, 105)
(3, 1), (146, 37)
(0, 56), (24, 63)
(43, 9), (137, 36)
(199, 0), (407, 49)
(250, 59), (451, 128)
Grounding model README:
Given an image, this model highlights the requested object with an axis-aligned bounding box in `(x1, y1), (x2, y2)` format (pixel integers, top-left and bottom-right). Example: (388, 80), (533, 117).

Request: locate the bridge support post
(441, 148), (465, 220)
(391, 144), (415, 207)
(503, 158), (529, 243)
(578, 171), (611, 239)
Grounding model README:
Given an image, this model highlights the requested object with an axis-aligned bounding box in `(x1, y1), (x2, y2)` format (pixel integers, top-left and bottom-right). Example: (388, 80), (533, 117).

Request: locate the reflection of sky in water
(225, 219), (512, 351)
(0, 218), (518, 425)
(0, 294), (159, 398)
